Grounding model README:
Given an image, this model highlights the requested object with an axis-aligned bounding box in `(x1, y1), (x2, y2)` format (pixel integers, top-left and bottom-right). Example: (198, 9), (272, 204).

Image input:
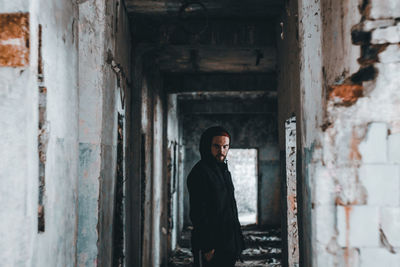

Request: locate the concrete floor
(168, 225), (282, 267)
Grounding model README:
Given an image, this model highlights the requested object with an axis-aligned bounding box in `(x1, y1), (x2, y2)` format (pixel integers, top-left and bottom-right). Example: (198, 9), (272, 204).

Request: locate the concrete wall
(278, 0), (362, 265)
(277, 0), (400, 266)
(166, 94), (184, 252)
(150, 68), (166, 267)
(297, 0), (324, 265)
(0, 0), (132, 266)
(0, 1), (80, 266)
(181, 110), (281, 227)
(276, 0), (301, 265)
(129, 51), (170, 266)
(77, 0), (132, 266)
(312, 0), (400, 266)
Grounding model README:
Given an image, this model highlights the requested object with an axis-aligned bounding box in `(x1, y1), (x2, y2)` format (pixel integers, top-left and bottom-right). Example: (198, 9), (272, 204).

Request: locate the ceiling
(125, 0), (283, 19)
(126, 0), (282, 78)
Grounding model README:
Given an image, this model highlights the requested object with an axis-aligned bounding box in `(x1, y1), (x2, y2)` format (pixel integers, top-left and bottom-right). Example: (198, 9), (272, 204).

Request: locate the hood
(199, 126), (231, 161)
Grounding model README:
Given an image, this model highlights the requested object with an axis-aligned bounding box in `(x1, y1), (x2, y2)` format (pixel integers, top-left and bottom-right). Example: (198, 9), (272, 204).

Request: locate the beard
(215, 154), (226, 162)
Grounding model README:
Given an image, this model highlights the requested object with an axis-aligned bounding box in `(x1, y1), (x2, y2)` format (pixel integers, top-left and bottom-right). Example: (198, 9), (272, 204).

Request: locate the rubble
(168, 226), (282, 267)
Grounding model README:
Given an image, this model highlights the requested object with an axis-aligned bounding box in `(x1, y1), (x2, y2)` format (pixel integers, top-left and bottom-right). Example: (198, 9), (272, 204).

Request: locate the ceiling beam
(164, 73), (277, 93)
(126, 0), (282, 18)
(154, 45), (276, 73)
(179, 97), (277, 114)
(131, 19), (276, 47)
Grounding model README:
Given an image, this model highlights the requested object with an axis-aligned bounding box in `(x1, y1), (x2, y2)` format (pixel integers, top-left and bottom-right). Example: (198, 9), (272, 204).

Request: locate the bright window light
(227, 149), (258, 225)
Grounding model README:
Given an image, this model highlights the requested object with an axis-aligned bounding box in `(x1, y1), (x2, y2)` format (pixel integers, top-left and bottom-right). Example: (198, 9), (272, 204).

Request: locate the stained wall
(0, 0), (132, 266)
(277, 0), (400, 266)
(77, 0), (132, 266)
(313, 0), (400, 266)
(0, 1), (80, 266)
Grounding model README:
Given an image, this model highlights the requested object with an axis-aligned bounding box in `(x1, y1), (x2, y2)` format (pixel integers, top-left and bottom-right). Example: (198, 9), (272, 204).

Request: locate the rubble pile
(168, 225), (282, 267)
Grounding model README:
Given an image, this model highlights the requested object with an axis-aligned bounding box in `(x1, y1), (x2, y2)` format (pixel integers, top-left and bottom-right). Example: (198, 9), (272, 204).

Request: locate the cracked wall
(310, 0), (400, 266)
(0, 0), (132, 266)
(77, 0), (132, 266)
(278, 0), (400, 266)
(0, 1), (80, 266)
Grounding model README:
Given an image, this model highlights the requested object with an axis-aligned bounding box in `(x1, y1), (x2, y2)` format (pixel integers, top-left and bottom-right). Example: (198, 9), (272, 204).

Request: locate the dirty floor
(168, 225), (282, 267)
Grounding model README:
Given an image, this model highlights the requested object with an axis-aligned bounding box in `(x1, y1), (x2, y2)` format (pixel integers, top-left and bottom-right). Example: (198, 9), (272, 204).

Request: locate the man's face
(210, 136), (230, 163)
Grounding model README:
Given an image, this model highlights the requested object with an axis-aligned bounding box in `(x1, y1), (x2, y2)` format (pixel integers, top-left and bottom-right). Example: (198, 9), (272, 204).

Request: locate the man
(187, 126), (245, 267)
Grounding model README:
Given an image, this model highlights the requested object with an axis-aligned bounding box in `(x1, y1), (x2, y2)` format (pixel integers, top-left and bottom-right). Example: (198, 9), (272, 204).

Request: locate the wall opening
(227, 148), (258, 225)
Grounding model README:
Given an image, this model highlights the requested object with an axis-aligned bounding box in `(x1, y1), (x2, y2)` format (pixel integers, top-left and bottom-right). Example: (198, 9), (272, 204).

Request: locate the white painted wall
(0, 1), (80, 266)
(77, 0), (132, 266)
(278, 0), (400, 266)
(0, 0), (132, 266)
(32, 1), (80, 266)
(297, 0), (400, 266)
(0, 3), (38, 266)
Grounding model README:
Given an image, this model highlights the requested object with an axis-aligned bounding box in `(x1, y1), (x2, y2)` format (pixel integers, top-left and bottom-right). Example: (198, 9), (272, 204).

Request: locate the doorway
(227, 148), (258, 225)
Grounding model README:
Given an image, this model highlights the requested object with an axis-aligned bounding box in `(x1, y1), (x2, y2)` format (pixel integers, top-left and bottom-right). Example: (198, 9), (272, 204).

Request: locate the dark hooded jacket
(187, 126), (245, 257)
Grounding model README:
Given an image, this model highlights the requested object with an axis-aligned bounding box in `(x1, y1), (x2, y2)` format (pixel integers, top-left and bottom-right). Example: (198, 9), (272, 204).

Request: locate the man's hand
(204, 249), (215, 262)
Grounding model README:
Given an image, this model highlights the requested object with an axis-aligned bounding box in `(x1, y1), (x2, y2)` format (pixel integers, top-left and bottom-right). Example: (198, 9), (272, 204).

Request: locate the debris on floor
(168, 225), (282, 267)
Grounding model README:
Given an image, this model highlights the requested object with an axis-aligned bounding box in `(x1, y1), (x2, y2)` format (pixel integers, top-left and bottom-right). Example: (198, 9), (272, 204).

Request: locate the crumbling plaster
(302, 0), (400, 266)
(276, 0), (398, 266)
(0, 0), (132, 266)
(77, 0), (132, 266)
(0, 1), (80, 266)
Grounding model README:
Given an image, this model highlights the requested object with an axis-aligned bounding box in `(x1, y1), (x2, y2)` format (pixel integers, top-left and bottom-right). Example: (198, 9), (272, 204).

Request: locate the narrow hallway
(1, 0), (400, 266)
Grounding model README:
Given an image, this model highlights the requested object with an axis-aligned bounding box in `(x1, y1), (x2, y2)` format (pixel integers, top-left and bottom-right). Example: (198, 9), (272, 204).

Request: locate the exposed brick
(0, 13), (29, 67)
(388, 133), (400, 163)
(359, 165), (400, 206)
(329, 84), (363, 105)
(337, 206), (379, 247)
(371, 23), (400, 44)
(360, 248), (400, 267)
(369, 0), (400, 20)
(380, 207), (400, 247)
(359, 123), (388, 164)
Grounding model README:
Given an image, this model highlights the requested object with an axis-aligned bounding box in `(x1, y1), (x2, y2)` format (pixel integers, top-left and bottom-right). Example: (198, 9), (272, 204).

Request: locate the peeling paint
(329, 83), (363, 105)
(0, 13), (29, 67)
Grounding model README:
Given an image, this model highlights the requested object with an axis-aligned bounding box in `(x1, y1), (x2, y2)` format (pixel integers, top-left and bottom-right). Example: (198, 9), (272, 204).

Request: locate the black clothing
(194, 249), (236, 267)
(187, 127), (244, 266)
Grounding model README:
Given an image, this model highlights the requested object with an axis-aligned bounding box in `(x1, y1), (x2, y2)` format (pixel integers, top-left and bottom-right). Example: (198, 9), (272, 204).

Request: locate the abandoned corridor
(1, 0), (400, 266)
